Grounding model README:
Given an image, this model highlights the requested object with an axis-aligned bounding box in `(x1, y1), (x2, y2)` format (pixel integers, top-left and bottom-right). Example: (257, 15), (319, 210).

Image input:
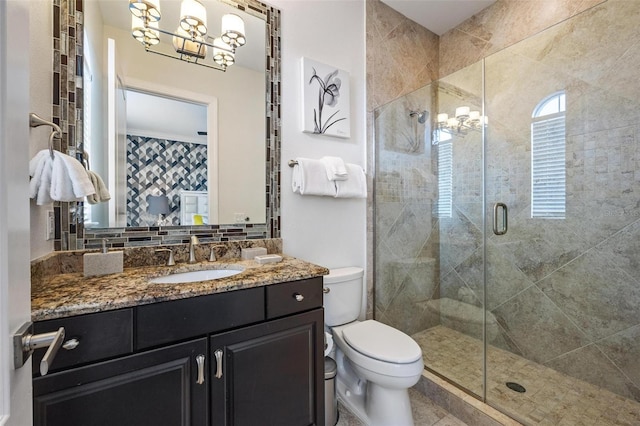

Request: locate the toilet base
(336, 374), (414, 426)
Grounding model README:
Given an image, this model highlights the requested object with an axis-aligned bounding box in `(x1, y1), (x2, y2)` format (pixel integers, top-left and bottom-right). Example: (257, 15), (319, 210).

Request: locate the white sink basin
(149, 269), (243, 284)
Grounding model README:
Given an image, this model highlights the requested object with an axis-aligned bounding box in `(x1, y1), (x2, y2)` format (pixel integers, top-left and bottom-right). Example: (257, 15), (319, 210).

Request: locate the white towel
(51, 152), (95, 201)
(86, 170), (111, 204)
(320, 156), (348, 181)
(335, 164), (367, 198)
(29, 149), (95, 204)
(29, 150), (54, 205)
(291, 158), (337, 197)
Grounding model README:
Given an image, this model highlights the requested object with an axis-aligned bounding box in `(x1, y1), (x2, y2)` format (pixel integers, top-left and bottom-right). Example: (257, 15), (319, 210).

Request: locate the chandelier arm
(142, 47), (227, 71)
(143, 23), (236, 54)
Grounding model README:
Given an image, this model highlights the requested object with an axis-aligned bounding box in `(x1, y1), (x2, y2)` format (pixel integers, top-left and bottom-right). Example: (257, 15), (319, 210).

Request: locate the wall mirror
(53, 0), (281, 250)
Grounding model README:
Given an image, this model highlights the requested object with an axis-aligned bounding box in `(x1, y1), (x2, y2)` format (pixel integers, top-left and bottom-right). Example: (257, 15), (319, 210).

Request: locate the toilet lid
(342, 320), (422, 364)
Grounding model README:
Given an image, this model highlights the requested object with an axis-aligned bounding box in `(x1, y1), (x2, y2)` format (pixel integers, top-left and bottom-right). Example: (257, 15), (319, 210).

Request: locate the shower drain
(506, 382), (526, 393)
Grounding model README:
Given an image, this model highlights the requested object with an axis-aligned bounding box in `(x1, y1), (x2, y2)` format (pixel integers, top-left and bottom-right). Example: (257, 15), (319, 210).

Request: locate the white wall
(3, 1), (34, 423)
(29, 1), (54, 260)
(271, 0), (367, 274)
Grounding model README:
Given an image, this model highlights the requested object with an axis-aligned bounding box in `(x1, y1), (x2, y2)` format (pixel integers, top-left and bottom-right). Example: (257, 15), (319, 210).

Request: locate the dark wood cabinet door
(33, 338), (208, 426)
(210, 309), (324, 426)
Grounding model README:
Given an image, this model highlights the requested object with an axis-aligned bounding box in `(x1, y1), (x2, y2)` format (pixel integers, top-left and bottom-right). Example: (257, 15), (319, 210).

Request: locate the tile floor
(412, 326), (640, 426)
(335, 388), (468, 426)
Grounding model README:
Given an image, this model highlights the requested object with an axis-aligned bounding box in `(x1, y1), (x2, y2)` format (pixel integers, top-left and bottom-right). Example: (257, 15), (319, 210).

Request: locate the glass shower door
(483, 1), (640, 423)
(422, 60), (486, 398)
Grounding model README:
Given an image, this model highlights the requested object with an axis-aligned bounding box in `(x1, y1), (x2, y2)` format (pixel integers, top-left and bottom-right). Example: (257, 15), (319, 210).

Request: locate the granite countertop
(32, 256), (329, 322)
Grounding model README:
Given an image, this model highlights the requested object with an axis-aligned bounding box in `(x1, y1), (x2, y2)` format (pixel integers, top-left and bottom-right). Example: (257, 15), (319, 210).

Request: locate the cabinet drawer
(136, 287), (265, 349)
(266, 277), (323, 319)
(33, 309), (133, 375)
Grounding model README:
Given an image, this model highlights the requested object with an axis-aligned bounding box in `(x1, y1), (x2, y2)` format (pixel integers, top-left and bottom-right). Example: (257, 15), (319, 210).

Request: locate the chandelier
(129, 0), (247, 71)
(436, 106), (487, 135)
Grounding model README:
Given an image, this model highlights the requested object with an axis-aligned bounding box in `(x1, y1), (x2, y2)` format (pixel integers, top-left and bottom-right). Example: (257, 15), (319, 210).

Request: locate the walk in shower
(374, 1), (640, 424)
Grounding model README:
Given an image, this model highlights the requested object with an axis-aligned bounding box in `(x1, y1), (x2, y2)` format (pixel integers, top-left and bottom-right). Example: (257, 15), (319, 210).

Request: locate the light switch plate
(46, 210), (55, 240)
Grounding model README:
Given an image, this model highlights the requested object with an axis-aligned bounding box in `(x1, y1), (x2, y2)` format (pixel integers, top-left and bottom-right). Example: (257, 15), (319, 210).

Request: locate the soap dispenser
(83, 239), (124, 277)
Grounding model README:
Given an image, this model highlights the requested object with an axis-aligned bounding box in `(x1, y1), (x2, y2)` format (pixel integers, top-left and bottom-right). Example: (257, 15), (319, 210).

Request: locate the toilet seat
(342, 320), (422, 364)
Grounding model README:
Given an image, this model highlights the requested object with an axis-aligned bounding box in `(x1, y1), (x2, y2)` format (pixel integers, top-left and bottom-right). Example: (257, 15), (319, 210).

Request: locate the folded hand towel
(30, 150), (96, 204)
(335, 164), (367, 198)
(29, 150), (54, 205)
(50, 152), (95, 202)
(291, 158), (337, 197)
(320, 156), (348, 181)
(86, 170), (111, 204)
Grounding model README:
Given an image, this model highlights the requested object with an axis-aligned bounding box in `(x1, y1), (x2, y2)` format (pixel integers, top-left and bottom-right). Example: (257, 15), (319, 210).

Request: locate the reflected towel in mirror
(86, 170), (111, 204)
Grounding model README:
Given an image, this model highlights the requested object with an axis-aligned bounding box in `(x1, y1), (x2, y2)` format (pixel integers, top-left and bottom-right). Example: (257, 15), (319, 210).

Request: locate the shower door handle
(493, 203), (508, 235)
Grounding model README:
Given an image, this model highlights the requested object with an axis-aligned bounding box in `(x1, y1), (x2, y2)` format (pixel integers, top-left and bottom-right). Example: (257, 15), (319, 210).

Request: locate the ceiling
(380, 0), (496, 36)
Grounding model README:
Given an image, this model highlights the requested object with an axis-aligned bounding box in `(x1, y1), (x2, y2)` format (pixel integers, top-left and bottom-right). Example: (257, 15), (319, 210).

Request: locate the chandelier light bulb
(131, 15), (160, 46)
(455, 106), (470, 118)
(221, 13), (246, 48)
(180, 0), (208, 37)
(213, 37), (235, 67)
(129, 0), (161, 21)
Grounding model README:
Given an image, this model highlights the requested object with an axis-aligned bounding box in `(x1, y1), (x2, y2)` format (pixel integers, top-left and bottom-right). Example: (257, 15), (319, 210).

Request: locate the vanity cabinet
(33, 338), (208, 426)
(32, 277), (324, 426)
(210, 309), (323, 426)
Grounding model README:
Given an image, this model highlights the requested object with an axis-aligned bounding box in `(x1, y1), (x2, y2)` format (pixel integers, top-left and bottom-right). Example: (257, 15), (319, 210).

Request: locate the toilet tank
(323, 267), (364, 326)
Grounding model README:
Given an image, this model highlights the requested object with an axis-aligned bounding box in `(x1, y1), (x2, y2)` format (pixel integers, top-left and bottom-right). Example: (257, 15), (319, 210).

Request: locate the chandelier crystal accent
(128, 0), (247, 71)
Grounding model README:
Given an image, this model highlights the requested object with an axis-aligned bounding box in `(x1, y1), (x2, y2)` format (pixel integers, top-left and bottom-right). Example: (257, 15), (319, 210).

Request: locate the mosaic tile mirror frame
(52, 0), (281, 250)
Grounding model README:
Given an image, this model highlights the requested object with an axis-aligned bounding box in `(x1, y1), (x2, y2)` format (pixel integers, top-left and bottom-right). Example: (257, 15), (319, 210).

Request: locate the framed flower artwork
(301, 57), (351, 138)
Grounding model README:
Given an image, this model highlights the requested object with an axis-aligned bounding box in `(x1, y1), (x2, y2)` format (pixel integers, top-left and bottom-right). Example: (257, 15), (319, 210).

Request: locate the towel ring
(29, 113), (62, 160)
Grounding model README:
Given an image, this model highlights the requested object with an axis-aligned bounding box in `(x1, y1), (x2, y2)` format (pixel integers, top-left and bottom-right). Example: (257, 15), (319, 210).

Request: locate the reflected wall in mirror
(53, 0), (281, 250)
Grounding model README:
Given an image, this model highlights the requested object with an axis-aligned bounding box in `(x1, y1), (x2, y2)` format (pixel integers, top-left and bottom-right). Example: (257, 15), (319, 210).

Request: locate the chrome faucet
(188, 235), (200, 263)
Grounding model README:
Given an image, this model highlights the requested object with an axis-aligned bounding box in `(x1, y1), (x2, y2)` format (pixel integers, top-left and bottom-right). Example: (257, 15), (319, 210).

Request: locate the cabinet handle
(62, 338), (80, 350)
(196, 354), (205, 385)
(323, 287), (330, 294)
(293, 293), (304, 302)
(214, 349), (223, 379)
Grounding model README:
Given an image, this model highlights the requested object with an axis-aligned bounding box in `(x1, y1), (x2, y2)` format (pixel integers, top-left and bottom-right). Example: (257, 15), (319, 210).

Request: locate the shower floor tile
(336, 388), (468, 426)
(412, 326), (640, 425)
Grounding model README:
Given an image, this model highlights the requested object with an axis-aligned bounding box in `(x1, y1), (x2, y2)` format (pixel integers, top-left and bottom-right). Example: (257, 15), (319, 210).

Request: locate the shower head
(409, 110), (428, 124)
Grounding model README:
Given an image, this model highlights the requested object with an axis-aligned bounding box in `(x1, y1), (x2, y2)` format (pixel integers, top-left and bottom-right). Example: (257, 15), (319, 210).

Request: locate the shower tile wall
(367, 0), (439, 318)
(374, 85), (440, 335)
(438, 0), (607, 78)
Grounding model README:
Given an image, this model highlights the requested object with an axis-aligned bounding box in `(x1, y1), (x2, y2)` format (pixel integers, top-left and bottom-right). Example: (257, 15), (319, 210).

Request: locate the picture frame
(301, 57), (351, 138)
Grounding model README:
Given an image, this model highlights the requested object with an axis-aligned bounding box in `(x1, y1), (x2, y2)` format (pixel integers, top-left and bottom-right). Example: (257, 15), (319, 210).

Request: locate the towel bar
(288, 160), (298, 167)
(29, 113), (62, 159)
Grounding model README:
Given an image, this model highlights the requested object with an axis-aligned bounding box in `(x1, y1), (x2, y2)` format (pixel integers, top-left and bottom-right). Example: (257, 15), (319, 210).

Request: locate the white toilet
(323, 267), (423, 426)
